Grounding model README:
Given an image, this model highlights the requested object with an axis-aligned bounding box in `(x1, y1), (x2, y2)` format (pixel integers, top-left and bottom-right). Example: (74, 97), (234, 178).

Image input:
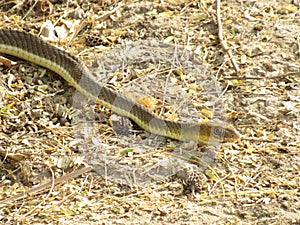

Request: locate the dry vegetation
(0, 0), (299, 224)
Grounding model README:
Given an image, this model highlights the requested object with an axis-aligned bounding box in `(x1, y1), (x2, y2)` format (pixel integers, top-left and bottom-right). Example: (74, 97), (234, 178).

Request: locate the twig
(216, 0), (240, 73)
(0, 166), (93, 207)
(223, 71), (300, 80)
(23, 166), (56, 217)
(97, 2), (124, 21)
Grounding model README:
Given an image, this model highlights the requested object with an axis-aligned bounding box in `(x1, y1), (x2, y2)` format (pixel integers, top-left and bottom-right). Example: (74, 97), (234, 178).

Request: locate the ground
(0, 0), (299, 224)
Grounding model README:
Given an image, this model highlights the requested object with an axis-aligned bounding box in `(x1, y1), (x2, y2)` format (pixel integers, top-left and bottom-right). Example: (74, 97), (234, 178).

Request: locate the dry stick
(68, 2), (124, 46)
(0, 166), (93, 207)
(216, 0), (240, 73)
(22, 166), (56, 217)
(223, 71), (300, 80)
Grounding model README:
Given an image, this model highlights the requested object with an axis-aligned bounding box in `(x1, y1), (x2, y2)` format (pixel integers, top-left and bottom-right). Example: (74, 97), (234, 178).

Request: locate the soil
(0, 0), (299, 224)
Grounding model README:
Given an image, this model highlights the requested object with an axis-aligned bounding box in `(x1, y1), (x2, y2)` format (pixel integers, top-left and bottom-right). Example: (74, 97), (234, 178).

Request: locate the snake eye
(213, 126), (224, 138)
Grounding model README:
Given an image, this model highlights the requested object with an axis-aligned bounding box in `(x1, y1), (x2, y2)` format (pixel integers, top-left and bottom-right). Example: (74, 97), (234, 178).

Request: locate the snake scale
(0, 29), (240, 144)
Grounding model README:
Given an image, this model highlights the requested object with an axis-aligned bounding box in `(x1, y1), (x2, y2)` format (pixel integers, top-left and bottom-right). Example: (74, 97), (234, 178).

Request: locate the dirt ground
(0, 0), (300, 224)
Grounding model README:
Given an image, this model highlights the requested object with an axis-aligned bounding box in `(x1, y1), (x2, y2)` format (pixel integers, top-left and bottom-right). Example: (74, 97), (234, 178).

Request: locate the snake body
(0, 29), (240, 144)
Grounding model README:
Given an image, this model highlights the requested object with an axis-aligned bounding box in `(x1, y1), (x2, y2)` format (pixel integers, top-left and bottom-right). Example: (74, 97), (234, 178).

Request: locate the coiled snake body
(0, 29), (240, 144)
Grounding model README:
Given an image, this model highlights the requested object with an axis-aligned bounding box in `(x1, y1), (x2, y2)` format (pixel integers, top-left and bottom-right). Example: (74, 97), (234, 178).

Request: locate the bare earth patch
(0, 0), (299, 224)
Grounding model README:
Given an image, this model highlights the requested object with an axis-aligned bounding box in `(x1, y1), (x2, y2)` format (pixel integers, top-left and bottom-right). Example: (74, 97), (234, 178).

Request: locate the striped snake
(0, 29), (240, 144)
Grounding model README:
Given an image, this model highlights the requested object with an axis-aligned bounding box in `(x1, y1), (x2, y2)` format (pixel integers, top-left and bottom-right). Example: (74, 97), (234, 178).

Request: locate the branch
(216, 0), (240, 73)
(0, 166), (93, 206)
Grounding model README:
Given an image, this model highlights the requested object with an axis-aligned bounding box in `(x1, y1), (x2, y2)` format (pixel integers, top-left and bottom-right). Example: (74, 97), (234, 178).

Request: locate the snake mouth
(222, 131), (240, 142)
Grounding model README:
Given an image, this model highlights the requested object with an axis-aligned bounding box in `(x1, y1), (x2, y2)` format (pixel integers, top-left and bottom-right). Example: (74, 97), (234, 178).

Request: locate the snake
(0, 29), (240, 144)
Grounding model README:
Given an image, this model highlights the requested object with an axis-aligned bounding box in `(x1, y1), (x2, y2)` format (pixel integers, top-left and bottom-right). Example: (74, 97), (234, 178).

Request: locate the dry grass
(0, 0), (299, 224)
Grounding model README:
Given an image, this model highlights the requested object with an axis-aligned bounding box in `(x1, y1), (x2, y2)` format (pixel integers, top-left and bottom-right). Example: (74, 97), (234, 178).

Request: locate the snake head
(210, 123), (240, 143)
(192, 120), (240, 144)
